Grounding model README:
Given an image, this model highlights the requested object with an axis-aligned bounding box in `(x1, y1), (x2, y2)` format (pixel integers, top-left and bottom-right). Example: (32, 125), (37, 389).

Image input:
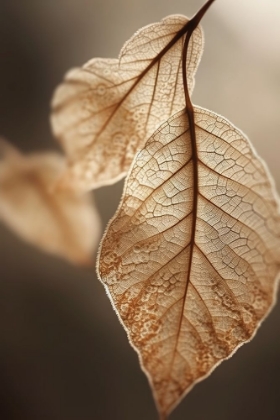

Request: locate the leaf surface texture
(51, 15), (203, 190)
(98, 107), (280, 416)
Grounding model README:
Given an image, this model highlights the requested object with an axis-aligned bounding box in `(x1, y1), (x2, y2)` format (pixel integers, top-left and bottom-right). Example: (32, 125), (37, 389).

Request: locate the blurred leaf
(0, 139), (101, 265)
(51, 15), (203, 191)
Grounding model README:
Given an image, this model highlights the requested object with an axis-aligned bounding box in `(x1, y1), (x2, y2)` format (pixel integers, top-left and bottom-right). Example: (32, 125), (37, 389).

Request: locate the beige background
(0, 1), (280, 419)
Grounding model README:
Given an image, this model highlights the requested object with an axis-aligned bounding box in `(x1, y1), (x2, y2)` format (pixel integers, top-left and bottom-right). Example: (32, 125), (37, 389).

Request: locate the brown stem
(180, 0), (216, 293)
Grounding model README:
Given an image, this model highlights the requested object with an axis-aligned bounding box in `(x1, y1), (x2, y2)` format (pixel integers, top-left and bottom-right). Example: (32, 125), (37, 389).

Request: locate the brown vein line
(195, 246), (250, 328)
(197, 125), (247, 155)
(197, 125), (259, 167)
(120, 243), (191, 308)
(169, 38), (183, 116)
(101, 76), (138, 88)
(150, 333), (178, 346)
(120, 28), (186, 58)
(158, 297), (184, 323)
(177, 344), (197, 357)
(198, 192), (270, 252)
(198, 158), (276, 209)
(145, 59), (161, 133)
(124, 155), (192, 223)
(186, 31), (196, 67)
(196, 216), (263, 285)
(57, 75), (154, 116)
(188, 282), (215, 330)
(119, 209), (193, 259)
(195, 244), (249, 334)
(169, 365), (193, 391)
(197, 214), (266, 275)
(83, 74), (139, 97)
(202, 160), (263, 189)
(174, 350), (192, 372)
(183, 316), (204, 347)
(54, 74), (141, 113)
(118, 59), (161, 170)
(130, 125), (190, 182)
(199, 162), (261, 190)
(157, 303), (204, 359)
(195, 243), (239, 303)
(60, 103), (120, 134)
(76, 20), (195, 154)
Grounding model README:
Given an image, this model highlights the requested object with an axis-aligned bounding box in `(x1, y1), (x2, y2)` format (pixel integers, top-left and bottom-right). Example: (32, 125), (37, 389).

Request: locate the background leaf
(0, 141), (101, 264)
(98, 107), (280, 417)
(51, 15), (203, 190)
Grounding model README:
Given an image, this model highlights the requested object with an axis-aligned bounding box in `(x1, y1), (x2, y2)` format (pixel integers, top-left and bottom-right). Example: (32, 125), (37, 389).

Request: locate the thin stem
(181, 0), (217, 294)
(190, 0), (216, 26)
(183, 0), (216, 107)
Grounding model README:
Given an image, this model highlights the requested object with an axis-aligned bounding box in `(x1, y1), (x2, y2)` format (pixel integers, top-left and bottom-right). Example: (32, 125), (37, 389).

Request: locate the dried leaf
(0, 140), (101, 264)
(51, 15), (203, 190)
(98, 107), (280, 417)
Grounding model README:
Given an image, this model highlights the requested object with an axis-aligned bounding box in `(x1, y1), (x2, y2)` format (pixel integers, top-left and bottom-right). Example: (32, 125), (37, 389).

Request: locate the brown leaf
(0, 140), (101, 264)
(98, 107), (280, 417)
(51, 15), (203, 190)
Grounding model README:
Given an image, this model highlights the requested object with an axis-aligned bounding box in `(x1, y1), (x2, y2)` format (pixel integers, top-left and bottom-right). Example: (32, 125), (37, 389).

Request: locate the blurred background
(0, 0), (280, 419)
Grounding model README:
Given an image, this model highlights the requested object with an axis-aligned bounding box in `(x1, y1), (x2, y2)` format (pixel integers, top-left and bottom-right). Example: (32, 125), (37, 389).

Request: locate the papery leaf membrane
(0, 142), (101, 264)
(98, 107), (280, 417)
(51, 15), (203, 190)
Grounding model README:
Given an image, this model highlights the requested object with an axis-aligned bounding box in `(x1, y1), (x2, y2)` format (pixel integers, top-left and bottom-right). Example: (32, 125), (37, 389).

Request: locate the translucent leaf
(0, 140), (101, 264)
(51, 15), (203, 190)
(98, 107), (280, 417)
